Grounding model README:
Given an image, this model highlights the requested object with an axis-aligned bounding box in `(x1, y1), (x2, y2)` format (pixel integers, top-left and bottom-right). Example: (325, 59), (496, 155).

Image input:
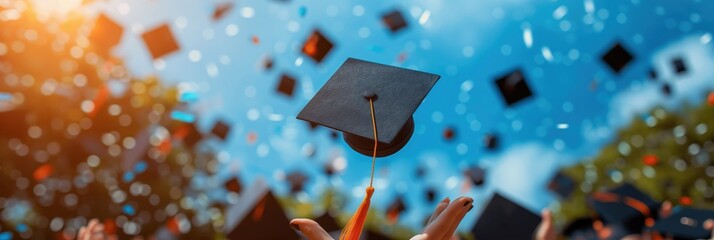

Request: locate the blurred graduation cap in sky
(548, 171), (576, 199)
(297, 58), (440, 157)
(588, 183), (660, 236)
(494, 69), (532, 107)
(223, 178), (298, 240)
(277, 74), (297, 97)
(464, 166), (485, 187)
(471, 193), (541, 240)
(483, 133), (499, 150)
(381, 9), (408, 33)
(651, 207), (714, 239)
(210, 120), (231, 140)
(286, 171), (308, 194)
(224, 177), (242, 194)
(88, 13), (123, 57)
(671, 56), (688, 75)
(141, 23), (180, 59)
(562, 218), (598, 240)
(601, 42), (634, 74)
(301, 29), (333, 64)
(386, 196), (407, 223)
(212, 2), (233, 21)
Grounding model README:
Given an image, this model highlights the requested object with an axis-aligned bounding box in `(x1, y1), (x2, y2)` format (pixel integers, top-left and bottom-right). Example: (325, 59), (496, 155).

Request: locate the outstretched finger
(290, 218), (334, 240)
(422, 197), (472, 240)
(426, 197), (450, 226)
(440, 200), (473, 240)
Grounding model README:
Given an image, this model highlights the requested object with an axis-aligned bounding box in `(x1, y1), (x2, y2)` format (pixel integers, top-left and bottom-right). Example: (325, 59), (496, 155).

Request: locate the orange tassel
(340, 186), (374, 240)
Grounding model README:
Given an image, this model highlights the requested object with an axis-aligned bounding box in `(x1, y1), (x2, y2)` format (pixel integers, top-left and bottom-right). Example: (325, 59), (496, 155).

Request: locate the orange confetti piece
(643, 154), (658, 166)
(251, 35), (260, 45)
(33, 163), (53, 181)
(247, 132), (257, 144)
(680, 196), (692, 205)
(103, 219), (116, 235)
(708, 92), (714, 106)
(303, 35), (318, 56)
(166, 217), (180, 235)
(89, 86), (109, 118)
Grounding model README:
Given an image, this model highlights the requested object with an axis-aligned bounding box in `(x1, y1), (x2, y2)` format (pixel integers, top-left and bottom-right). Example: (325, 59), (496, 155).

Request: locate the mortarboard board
(464, 166), (485, 186)
(365, 229), (393, 240)
(471, 193), (542, 240)
(671, 57), (687, 75)
(588, 183), (660, 235)
(224, 177), (242, 194)
(141, 23), (180, 59)
(210, 120), (231, 140)
(223, 179), (299, 240)
(651, 207), (714, 240)
(601, 42), (634, 74)
(286, 172), (308, 194)
(297, 58), (440, 157)
(301, 29), (334, 64)
(494, 69), (533, 107)
(314, 212), (341, 234)
(212, 2), (234, 21)
(548, 171), (576, 199)
(483, 133), (499, 150)
(277, 74), (297, 97)
(386, 197), (407, 223)
(381, 10), (408, 33)
(88, 13), (124, 57)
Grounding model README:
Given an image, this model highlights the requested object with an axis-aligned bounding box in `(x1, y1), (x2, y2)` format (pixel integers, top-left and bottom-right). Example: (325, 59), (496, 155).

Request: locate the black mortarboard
(601, 42), (634, 74)
(562, 218), (598, 240)
(494, 69), (533, 106)
(301, 29), (334, 63)
(661, 83), (672, 97)
(89, 13), (124, 56)
(588, 183), (660, 234)
(224, 179), (299, 240)
(210, 120), (231, 140)
(297, 58), (440, 157)
(141, 23), (180, 59)
(471, 193), (541, 240)
(365, 229), (393, 240)
(548, 171), (576, 199)
(381, 10), (408, 33)
(425, 188), (437, 202)
(672, 57), (687, 75)
(277, 74), (297, 97)
(464, 166), (485, 186)
(651, 207), (714, 240)
(386, 197), (407, 223)
(648, 69), (658, 80)
(483, 133), (499, 150)
(286, 172), (308, 194)
(212, 2), (233, 21)
(314, 212), (341, 233)
(224, 177), (242, 194)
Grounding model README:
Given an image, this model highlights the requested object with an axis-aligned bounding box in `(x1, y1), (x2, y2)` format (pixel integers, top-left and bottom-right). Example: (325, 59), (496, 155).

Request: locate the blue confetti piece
(0, 92), (11, 101)
(0, 232), (12, 240)
(298, 6), (307, 17)
(122, 204), (136, 216)
(122, 172), (135, 183)
(171, 110), (196, 123)
(134, 161), (148, 173)
(16, 224), (27, 233)
(179, 92), (199, 103)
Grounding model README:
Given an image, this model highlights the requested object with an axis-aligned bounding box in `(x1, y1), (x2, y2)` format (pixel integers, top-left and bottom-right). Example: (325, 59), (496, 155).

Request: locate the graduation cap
(661, 83), (672, 97)
(277, 74), (297, 97)
(442, 126), (456, 141)
(471, 193), (541, 240)
(562, 218), (598, 240)
(671, 57), (687, 75)
(548, 171), (576, 199)
(601, 42), (634, 74)
(494, 69), (533, 106)
(297, 58), (440, 157)
(258, 55), (274, 71)
(314, 212), (341, 234)
(212, 2), (234, 21)
(301, 29), (333, 63)
(224, 177), (242, 194)
(648, 69), (658, 80)
(88, 13), (124, 56)
(386, 197), (407, 223)
(588, 183), (660, 235)
(223, 179), (299, 240)
(365, 229), (393, 240)
(651, 207), (714, 240)
(182, 123), (203, 148)
(483, 133), (498, 150)
(286, 172), (308, 194)
(425, 188), (437, 202)
(141, 23), (180, 59)
(381, 10), (408, 33)
(210, 120), (231, 140)
(464, 166), (485, 186)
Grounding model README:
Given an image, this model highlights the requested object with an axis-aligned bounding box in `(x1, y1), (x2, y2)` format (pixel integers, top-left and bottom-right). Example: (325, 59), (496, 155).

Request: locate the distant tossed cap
(277, 74), (297, 97)
(141, 23), (180, 59)
(562, 218), (598, 240)
(286, 172), (308, 194)
(212, 2), (233, 21)
(210, 120), (231, 140)
(297, 58), (440, 157)
(671, 57), (688, 75)
(381, 9), (408, 33)
(471, 193), (541, 240)
(301, 29), (333, 63)
(601, 42), (634, 74)
(588, 183), (660, 235)
(650, 207), (714, 240)
(463, 166), (485, 186)
(223, 179), (298, 240)
(386, 196), (407, 223)
(89, 13), (124, 56)
(224, 177), (242, 194)
(483, 133), (499, 150)
(548, 171), (576, 199)
(494, 69), (533, 107)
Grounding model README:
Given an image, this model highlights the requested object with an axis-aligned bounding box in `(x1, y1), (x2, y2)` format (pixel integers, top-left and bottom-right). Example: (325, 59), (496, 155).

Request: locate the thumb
(535, 209), (555, 240)
(290, 218), (334, 240)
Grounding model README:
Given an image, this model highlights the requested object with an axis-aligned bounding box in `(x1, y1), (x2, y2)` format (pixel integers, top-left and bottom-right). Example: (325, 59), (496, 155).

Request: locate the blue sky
(84, 0), (714, 231)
